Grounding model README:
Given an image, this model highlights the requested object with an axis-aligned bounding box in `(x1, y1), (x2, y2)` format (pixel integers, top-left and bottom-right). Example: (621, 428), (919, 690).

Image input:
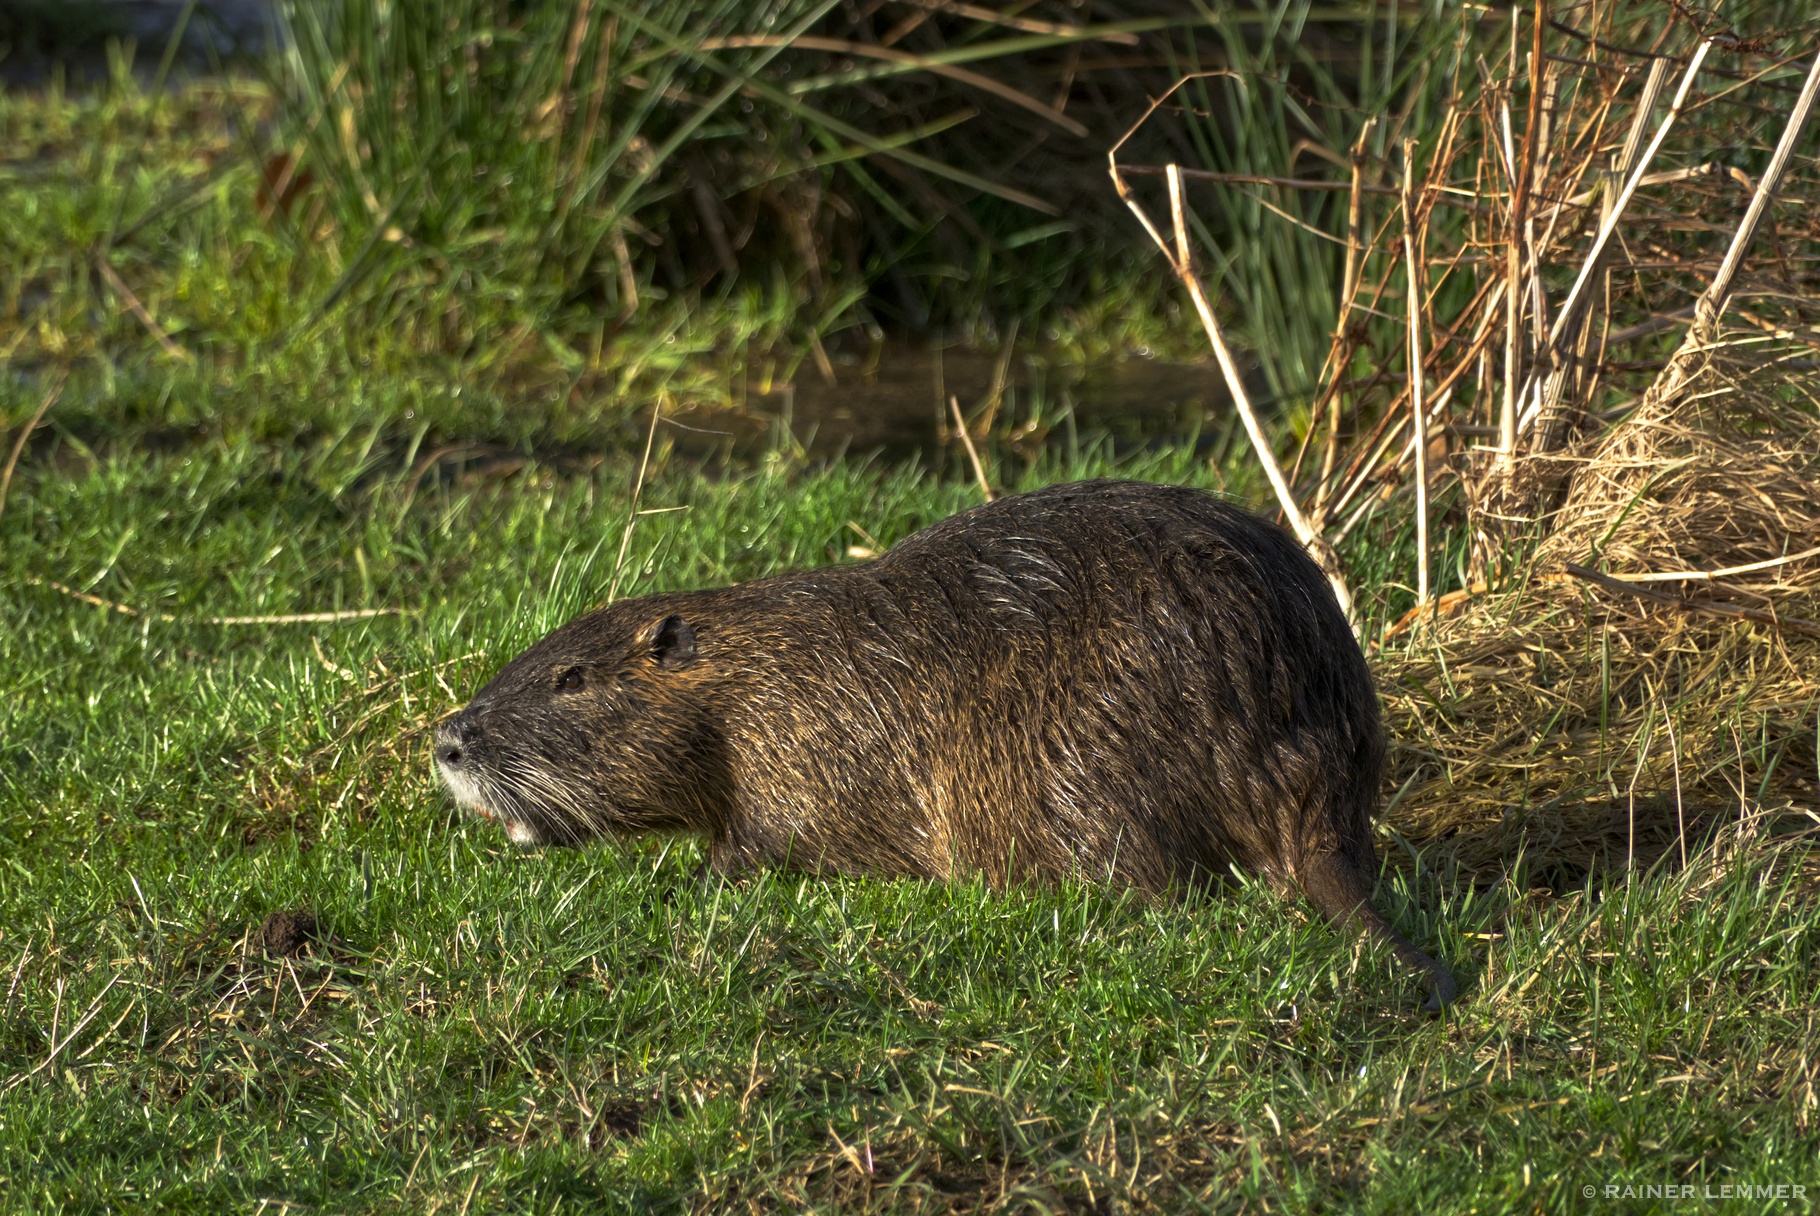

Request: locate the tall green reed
(278, 0), (838, 343)
(272, 0), (1165, 349)
(1161, 0), (1484, 422)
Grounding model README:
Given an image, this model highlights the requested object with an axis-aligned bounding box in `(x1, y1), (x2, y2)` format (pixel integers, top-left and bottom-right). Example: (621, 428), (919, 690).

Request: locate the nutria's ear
(651, 614), (697, 669)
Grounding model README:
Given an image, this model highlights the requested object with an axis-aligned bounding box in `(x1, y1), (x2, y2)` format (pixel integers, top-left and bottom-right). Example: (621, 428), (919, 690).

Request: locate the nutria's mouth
(437, 758), (550, 847)
(471, 804), (546, 847)
(457, 796), (549, 847)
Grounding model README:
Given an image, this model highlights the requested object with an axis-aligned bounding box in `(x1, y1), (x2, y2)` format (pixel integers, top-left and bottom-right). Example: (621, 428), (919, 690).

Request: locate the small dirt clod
(260, 909), (318, 957)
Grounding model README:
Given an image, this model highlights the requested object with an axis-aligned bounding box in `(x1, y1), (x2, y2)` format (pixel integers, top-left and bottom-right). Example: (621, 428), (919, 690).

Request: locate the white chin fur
(438, 762), (543, 845)
(444, 760), (535, 844)
(438, 761), (486, 811)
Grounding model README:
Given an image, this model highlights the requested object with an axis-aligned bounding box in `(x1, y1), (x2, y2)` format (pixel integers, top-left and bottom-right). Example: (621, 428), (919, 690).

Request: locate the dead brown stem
(1564, 563), (1820, 640)
(0, 369), (68, 534)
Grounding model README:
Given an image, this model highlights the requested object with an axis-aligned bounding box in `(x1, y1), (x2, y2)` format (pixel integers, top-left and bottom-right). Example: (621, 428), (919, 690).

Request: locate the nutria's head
(434, 599), (725, 846)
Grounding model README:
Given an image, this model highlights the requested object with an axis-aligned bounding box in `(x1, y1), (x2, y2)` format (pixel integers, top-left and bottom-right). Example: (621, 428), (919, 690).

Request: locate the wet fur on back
(438, 479), (1455, 1007)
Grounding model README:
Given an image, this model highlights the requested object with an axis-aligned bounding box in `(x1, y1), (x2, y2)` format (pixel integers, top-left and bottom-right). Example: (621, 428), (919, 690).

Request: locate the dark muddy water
(1, 1), (278, 84)
(666, 345), (1242, 464)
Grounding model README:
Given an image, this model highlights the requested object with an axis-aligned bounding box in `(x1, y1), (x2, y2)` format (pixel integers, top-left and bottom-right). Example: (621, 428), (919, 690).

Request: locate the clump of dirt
(259, 909), (319, 957)
(588, 1100), (647, 1147)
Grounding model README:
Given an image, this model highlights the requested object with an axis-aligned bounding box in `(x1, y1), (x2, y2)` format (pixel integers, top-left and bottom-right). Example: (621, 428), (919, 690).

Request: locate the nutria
(436, 479), (1456, 1009)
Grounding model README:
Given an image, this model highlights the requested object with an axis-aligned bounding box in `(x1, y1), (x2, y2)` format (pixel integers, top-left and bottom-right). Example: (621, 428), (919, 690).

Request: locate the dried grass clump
(1378, 339), (1820, 886)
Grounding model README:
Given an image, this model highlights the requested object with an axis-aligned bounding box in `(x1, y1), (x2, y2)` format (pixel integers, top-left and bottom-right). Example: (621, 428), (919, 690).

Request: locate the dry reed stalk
(1520, 39), (1715, 441)
(1604, 545), (1820, 583)
(1666, 708), (1686, 869)
(949, 394), (993, 501)
(1108, 87), (1355, 623)
(1403, 142), (1430, 604)
(1312, 122), (1376, 523)
(698, 35), (1090, 136)
(896, 0), (1140, 45)
(95, 259), (193, 364)
(1692, 49), (1820, 335)
(606, 397), (665, 604)
(1162, 162), (1354, 622)
(1497, 5), (1534, 478)
(26, 576), (404, 626)
(0, 369), (68, 533)
(1564, 563), (1820, 640)
(968, 318), (1018, 439)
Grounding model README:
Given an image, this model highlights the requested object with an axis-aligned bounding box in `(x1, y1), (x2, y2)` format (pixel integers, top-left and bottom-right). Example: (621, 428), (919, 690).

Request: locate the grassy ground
(3, 36), (1818, 1216)
(1, 426), (1816, 1213)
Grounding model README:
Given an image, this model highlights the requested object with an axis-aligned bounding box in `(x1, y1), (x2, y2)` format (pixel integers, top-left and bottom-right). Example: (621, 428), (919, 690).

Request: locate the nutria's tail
(1296, 848), (1457, 1012)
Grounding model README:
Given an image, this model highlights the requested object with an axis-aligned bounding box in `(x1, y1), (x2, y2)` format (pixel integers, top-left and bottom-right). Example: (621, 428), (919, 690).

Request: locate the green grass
(4, 7), (1820, 1210)
(1, 424), (1816, 1212)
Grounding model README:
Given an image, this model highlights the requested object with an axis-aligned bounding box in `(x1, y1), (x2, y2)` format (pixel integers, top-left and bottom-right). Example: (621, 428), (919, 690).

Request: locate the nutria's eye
(556, 666), (586, 692)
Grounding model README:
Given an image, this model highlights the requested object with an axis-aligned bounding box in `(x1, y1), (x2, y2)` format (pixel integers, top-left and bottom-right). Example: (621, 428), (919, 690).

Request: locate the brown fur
(437, 479), (1456, 1008)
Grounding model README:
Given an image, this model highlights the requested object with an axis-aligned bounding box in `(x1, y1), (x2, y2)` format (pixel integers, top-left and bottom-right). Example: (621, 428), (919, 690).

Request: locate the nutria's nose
(437, 715), (481, 768)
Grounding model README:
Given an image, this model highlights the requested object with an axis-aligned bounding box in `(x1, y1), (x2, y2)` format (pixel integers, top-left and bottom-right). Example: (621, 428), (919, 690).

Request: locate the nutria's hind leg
(1296, 848), (1458, 1013)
